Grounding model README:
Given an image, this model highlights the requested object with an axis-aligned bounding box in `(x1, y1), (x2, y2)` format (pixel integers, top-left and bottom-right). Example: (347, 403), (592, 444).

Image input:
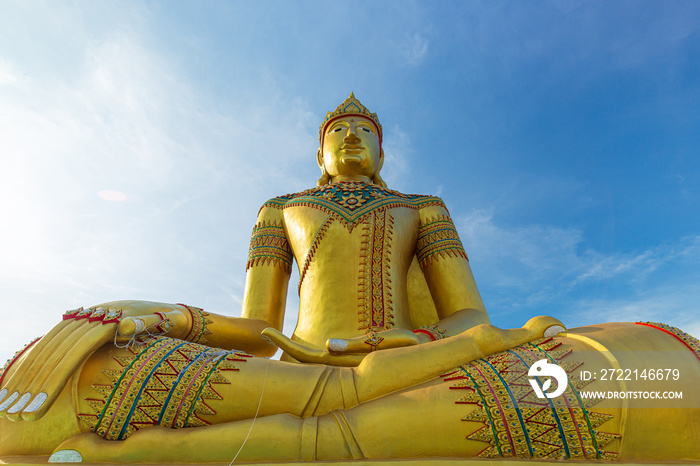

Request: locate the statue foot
(49, 449), (83, 463)
(48, 431), (139, 464)
(452, 315), (566, 361)
(524, 315), (567, 339)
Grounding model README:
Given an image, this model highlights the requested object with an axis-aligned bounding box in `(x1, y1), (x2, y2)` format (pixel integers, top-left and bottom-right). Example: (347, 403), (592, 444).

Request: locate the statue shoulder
(257, 186), (325, 217)
(390, 190), (451, 220)
(418, 197), (451, 218)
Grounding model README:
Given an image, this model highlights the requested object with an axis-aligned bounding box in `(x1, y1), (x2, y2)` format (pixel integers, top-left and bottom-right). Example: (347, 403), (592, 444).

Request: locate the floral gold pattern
(262, 181), (444, 231)
(364, 330), (384, 348)
(319, 92), (383, 144)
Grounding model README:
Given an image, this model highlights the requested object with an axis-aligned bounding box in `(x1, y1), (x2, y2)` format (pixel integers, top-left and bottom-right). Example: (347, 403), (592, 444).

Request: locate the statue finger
(162, 309), (189, 339)
(116, 311), (184, 342)
(117, 314), (162, 338)
(20, 322), (117, 421)
(0, 318), (81, 392)
(326, 338), (351, 353)
(261, 328), (365, 367)
(6, 321), (89, 402)
(0, 319), (88, 419)
(327, 328), (419, 354)
(8, 304), (118, 393)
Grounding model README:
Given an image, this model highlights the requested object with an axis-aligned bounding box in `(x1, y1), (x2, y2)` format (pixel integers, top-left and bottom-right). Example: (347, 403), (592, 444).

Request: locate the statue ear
(316, 148), (324, 169)
(316, 148), (330, 186)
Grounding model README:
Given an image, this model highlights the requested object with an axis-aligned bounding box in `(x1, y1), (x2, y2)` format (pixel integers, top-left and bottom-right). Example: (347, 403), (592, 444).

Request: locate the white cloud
(454, 209), (700, 338)
(401, 33), (429, 65)
(565, 284), (700, 340)
(0, 58), (26, 88)
(0, 18), (319, 362)
(572, 236), (700, 285)
(98, 190), (128, 202)
(458, 208), (583, 291)
(459, 209), (700, 293)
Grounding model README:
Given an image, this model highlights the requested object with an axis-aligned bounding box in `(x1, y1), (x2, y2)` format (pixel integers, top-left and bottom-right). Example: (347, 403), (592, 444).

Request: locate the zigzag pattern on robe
(443, 336), (621, 461)
(79, 337), (251, 440)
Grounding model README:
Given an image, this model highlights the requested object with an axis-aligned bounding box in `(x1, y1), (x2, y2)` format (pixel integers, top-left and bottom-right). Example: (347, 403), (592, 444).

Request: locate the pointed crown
(319, 92), (383, 145)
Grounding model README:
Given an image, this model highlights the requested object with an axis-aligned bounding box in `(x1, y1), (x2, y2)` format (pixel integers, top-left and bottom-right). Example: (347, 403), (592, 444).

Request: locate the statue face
(320, 116), (382, 180)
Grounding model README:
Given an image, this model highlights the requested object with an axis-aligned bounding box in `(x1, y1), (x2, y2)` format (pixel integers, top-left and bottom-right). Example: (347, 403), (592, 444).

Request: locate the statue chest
(283, 202), (420, 334)
(278, 183), (425, 261)
(283, 202), (420, 262)
(259, 182), (445, 336)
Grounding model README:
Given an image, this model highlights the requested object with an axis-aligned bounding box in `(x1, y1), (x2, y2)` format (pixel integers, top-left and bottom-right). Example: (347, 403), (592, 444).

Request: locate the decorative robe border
(444, 337), (620, 460)
(261, 182), (445, 231)
(79, 337), (251, 440)
(635, 321), (700, 361)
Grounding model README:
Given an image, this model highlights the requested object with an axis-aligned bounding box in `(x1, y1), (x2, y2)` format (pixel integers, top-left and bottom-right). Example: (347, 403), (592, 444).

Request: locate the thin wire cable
(229, 356), (271, 465)
(114, 317), (172, 349)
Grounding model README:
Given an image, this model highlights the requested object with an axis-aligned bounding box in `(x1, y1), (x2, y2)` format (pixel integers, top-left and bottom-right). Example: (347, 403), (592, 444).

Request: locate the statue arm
(234, 203), (292, 356)
(416, 201), (489, 331)
(208, 267), (289, 357)
(120, 204), (292, 356)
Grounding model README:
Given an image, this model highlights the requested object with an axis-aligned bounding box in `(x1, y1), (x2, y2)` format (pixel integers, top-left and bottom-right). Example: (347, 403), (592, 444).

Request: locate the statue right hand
(0, 300), (191, 422)
(260, 328), (419, 366)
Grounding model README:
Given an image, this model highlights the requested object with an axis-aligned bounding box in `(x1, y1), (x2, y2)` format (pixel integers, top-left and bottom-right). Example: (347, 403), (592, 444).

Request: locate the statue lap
(2, 321), (698, 462)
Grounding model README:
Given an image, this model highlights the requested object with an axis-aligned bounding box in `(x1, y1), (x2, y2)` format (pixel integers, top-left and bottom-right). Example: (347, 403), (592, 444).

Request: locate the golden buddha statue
(0, 94), (698, 464)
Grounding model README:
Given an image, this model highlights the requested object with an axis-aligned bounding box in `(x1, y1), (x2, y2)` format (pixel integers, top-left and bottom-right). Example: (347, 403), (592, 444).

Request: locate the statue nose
(344, 131), (361, 144)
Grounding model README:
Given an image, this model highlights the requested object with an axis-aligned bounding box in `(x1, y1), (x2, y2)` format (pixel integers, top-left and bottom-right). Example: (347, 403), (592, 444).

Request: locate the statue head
(317, 93), (386, 187)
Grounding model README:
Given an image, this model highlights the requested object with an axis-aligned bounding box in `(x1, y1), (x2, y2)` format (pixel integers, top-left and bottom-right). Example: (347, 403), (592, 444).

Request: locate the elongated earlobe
(372, 149), (387, 187)
(372, 173), (387, 188)
(317, 169), (330, 186)
(316, 148), (330, 186)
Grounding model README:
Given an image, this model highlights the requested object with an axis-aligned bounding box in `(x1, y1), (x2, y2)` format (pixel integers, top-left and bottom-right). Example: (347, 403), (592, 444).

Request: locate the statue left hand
(0, 301), (191, 422)
(261, 328), (419, 366)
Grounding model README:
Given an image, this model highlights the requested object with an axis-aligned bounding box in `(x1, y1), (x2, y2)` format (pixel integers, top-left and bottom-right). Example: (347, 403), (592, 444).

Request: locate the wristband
(179, 304), (212, 344)
(413, 324), (447, 341)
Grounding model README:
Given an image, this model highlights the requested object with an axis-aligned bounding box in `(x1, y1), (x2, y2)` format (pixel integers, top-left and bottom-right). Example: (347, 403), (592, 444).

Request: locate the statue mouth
(342, 144), (364, 152)
(341, 154), (362, 164)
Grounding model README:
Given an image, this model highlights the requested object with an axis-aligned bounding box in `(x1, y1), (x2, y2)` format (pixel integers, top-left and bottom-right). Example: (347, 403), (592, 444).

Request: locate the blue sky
(1, 1), (699, 362)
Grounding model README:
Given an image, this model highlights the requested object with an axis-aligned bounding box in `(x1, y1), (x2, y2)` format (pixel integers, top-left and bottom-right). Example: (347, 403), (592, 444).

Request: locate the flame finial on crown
(319, 92), (383, 144)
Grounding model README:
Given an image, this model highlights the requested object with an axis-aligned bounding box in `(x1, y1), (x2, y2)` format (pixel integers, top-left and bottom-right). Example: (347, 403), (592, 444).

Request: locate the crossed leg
(50, 316), (563, 462)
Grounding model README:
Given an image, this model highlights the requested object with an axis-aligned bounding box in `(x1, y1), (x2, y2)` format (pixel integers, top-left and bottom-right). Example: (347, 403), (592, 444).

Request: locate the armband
(246, 220), (293, 273)
(416, 215), (468, 268)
